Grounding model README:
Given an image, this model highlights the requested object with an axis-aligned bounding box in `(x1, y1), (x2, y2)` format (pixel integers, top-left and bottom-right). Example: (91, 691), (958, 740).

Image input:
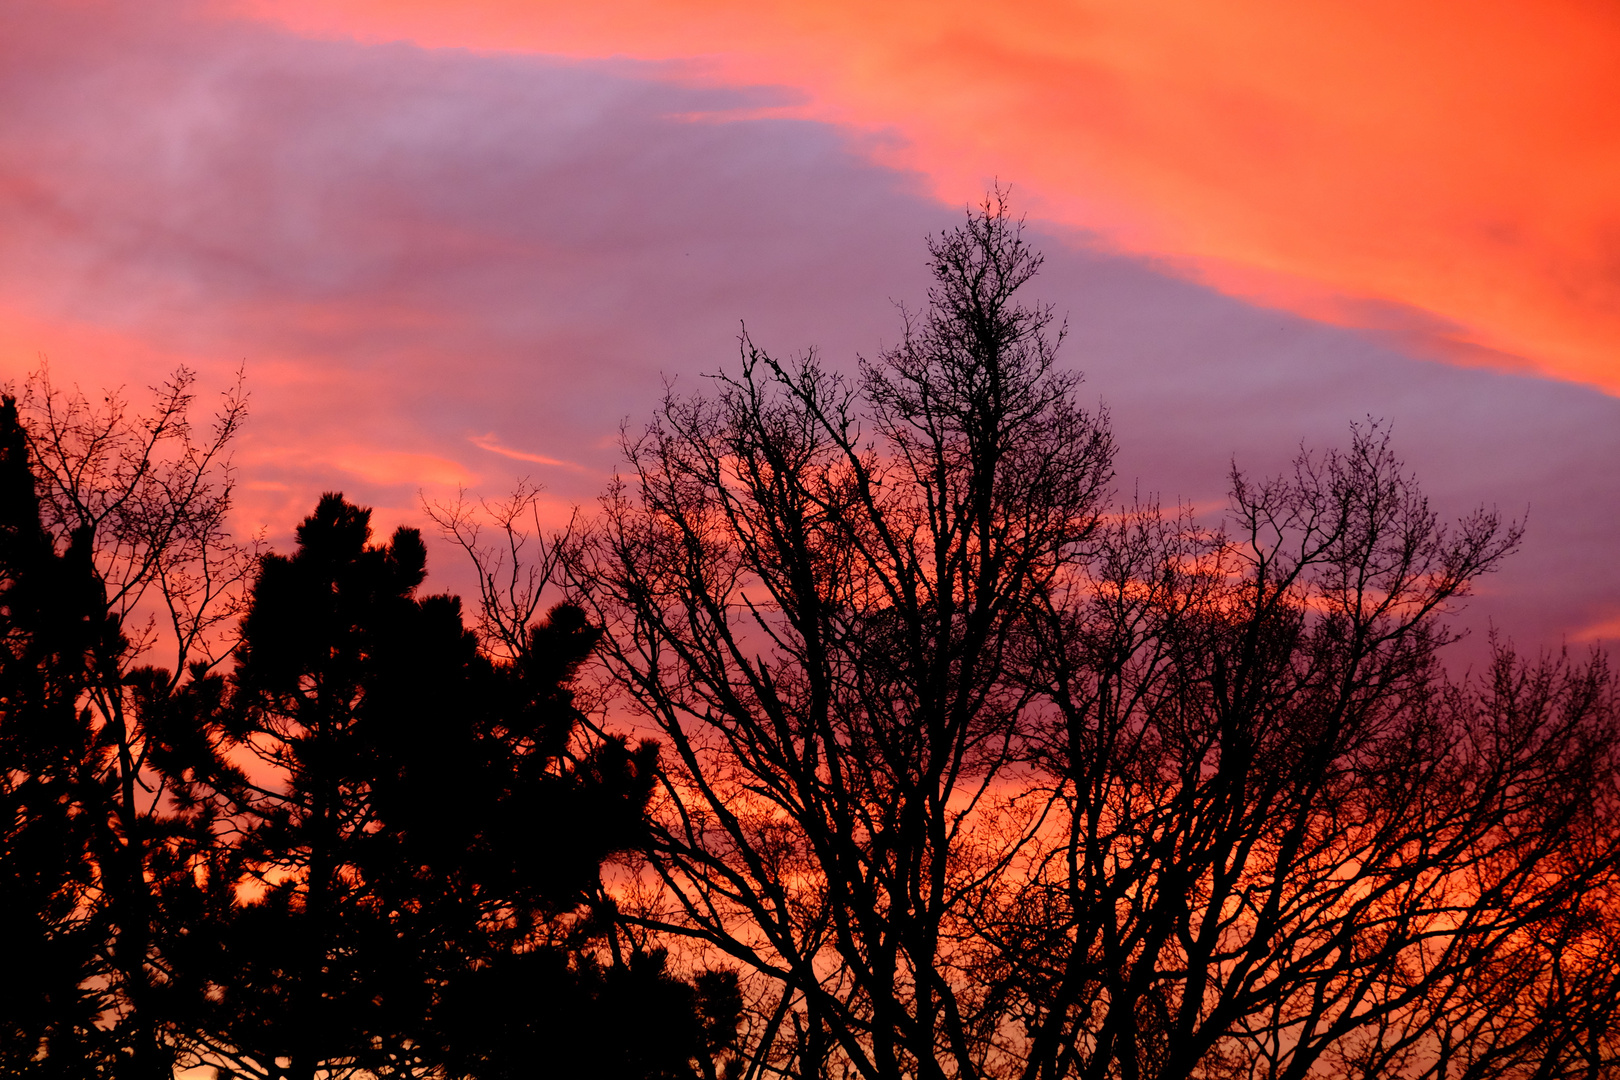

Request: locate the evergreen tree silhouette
(198, 493), (730, 1079)
(0, 394), (114, 1075)
(0, 368), (251, 1080)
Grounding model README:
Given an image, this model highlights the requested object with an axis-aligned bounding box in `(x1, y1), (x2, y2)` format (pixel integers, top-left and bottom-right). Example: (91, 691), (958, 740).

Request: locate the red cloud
(226, 0), (1620, 393)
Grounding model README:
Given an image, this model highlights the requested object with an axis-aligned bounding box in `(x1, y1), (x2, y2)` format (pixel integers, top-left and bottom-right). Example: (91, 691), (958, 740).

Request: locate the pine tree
(195, 493), (728, 1079)
(0, 394), (114, 1075)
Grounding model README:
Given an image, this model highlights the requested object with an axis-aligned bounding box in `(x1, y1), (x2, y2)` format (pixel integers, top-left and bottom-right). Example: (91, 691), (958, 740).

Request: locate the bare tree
(422, 478), (574, 661)
(998, 427), (1620, 1080)
(571, 193), (1116, 1080)
(21, 364), (252, 678)
(572, 197), (1620, 1080)
(9, 364), (253, 1079)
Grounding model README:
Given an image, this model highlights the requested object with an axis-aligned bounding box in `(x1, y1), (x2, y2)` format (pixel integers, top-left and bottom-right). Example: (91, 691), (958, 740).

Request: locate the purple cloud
(1, 0), (1614, 668)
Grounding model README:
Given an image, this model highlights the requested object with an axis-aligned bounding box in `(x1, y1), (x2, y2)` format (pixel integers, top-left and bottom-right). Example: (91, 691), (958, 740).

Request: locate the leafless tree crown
(568, 196), (1620, 1080)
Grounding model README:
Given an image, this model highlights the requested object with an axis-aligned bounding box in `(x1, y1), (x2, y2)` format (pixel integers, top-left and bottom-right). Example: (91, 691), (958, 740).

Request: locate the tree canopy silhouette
(0, 378), (731, 1079)
(179, 492), (733, 1080)
(569, 192), (1620, 1080)
(0, 393), (113, 1076)
(0, 371), (249, 1080)
(2, 197), (1616, 1080)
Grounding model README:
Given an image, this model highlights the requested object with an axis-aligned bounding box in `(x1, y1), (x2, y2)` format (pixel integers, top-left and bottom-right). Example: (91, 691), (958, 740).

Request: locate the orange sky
(4, 0), (1617, 655)
(224, 0), (1620, 393)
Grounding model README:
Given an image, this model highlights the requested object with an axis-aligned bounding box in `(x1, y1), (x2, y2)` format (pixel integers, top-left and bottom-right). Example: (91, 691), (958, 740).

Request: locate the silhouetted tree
(188, 493), (730, 1080)
(572, 191), (1117, 1079)
(0, 394), (113, 1076)
(998, 431), (1620, 1080)
(0, 369), (250, 1080)
(571, 194), (1620, 1080)
(434, 945), (741, 1080)
(8, 203), (1613, 1080)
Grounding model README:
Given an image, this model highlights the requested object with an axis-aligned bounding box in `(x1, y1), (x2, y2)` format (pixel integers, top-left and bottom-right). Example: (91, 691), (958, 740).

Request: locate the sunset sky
(2, 0), (1617, 661)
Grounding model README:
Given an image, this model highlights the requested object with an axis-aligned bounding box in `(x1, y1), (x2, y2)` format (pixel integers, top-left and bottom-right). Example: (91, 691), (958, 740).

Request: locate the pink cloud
(469, 433), (586, 471)
(0, 0), (1615, 668)
(227, 0), (1620, 394)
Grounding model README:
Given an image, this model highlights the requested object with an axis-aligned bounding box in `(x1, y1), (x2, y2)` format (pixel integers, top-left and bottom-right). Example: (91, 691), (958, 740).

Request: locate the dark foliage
(180, 493), (723, 1080)
(0, 368), (251, 1080)
(3, 202), (1615, 1080)
(0, 394), (113, 1075)
(436, 947), (741, 1080)
(1, 380), (724, 1080)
